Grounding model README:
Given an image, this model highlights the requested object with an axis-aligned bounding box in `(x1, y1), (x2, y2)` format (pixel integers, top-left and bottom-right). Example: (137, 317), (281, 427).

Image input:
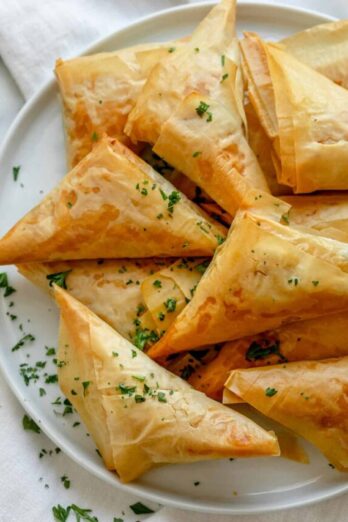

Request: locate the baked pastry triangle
(225, 357), (348, 470)
(0, 137), (225, 264)
(55, 286), (280, 482)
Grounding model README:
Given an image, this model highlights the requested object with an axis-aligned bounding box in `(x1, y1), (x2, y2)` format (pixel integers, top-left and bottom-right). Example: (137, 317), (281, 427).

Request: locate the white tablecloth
(0, 1), (347, 521)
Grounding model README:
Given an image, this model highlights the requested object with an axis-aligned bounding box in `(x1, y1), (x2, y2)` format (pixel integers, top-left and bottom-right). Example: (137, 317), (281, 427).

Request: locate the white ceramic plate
(0, 1), (346, 515)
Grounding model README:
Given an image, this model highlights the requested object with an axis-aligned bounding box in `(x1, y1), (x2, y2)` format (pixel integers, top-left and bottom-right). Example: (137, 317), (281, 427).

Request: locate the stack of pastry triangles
(3, 0), (348, 480)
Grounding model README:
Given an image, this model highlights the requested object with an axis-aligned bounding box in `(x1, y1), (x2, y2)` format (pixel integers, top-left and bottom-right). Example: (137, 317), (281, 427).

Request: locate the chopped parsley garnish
(245, 339), (287, 362)
(192, 151), (202, 158)
(159, 188), (168, 201)
(195, 101), (213, 122)
(69, 504), (98, 522)
(118, 384), (136, 396)
(129, 502), (154, 515)
(312, 280), (319, 286)
(11, 333), (35, 352)
(136, 303), (145, 316)
(215, 234), (225, 245)
(52, 504), (71, 521)
(157, 391), (167, 403)
(135, 395), (146, 403)
(280, 212), (290, 225)
(82, 381), (91, 396)
(158, 311), (165, 321)
(265, 387), (278, 397)
(0, 272), (16, 297)
(112, 351), (119, 357)
(91, 131), (99, 142)
(288, 277), (299, 286)
(164, 298), (177, 312)
(194, 47), (200, 53)
(23, 414), (40, 434)
(221, 73), (229, 82)
(168, 47), (176, 53)
(195, 260), (210, 274)
(60, 475), (71, 489)
(45, 346), (56, 356)
(46, 270), (72, 289)
(45, 374), (58, 384)
(133, 327), (159, 350)
(131, 349), (137, 358)
(132, 375), (145, 382)
(13, 165), (21, 181)
(167, 191), (181, 214)
(153, 279), (162, 288)
(221, 54), (225, 66)
(39, 387), (46, 397)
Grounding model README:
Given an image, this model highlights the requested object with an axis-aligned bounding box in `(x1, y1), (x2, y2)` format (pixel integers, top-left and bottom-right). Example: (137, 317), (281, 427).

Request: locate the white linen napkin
(0, 0), (186, 99)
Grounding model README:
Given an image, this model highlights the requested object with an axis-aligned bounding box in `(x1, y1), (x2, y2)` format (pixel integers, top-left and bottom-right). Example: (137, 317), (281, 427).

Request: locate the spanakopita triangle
(126, 0), (272, 216)
(281, 20), (348, 88)
(54, 287), (279, 482)
(242, 33), (348, 193)
(18, 258), (173, 343)
(148, 211), (348, 358)
(225, 357), (348, 470)
(125, 0), (242, 144)
(0, 137), (226, 264)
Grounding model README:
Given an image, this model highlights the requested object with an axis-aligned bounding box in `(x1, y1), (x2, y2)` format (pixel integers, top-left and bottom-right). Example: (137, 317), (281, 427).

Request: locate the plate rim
(1, 1), (346, 515)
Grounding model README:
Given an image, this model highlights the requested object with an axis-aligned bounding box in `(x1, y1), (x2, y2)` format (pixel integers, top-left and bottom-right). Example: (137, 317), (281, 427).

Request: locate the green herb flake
(39, 387), (46, 397)
(165, 298), (177, 313)
(153, 279), (162, 288)
(192, 151), (202, 158)
(167, 190), (181, 214)
(112, 351), (119, 358)
(52, 504), (71, 522)
(46, 270), (72, 289)
(280, 212), (290, 225)
(91, 131), (99, 142)
(133, 327), (159, 350)
(22, 414), (40, 434)
(157, 391), (167, 403)
(159, 188), (168, 201)
(45, 374), (58, 384)
(265, 387), (278, 397)
(118, 384), (136, 396)
(221, 54), (225, 66)
(82, 381), (91, 396)
(60, 475), (71, 489)
(246, 340), (287, 362)
(131, 349), (137, 358)
(129, 502), (154, 515)
(158, 311), (165, 321)
(132, 375), (145, 382)
(194, 47), (200, 53)
(45, 346), (56, 356)
(215, 234), (225, 245)
(168, 47), (176, 53)
(134, 395), (146, 403)
(312, 280), (319, 286)
(221, 73), (229, 82)
(11, 333), (35, 352)
(13, 165), (21, 181)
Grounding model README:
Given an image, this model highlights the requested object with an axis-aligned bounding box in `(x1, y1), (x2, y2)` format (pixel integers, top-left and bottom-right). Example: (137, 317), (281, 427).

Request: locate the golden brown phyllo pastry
(56, 42), (177, 167)
(188, 311), (348, 401)
(0, 137), (226, 264)
(17, 258), (173, 342)
(125, 0), (271, 216)
(225, 357), (348, 470)
(55, 286), (280, 482)
(281, 20), (348, 88)
(241, 32), (348, 193)
(148, 211), (348, 358)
